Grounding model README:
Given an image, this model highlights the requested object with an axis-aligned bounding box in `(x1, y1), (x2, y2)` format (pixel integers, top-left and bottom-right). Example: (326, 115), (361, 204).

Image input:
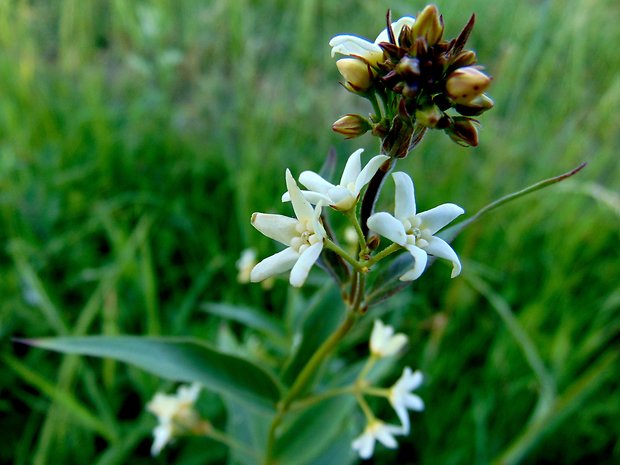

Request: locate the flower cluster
(146, 383), (203, 456)
(352, 320), (424, 459)
(330, 5), (493, 147)
(250, 149), (463, 286)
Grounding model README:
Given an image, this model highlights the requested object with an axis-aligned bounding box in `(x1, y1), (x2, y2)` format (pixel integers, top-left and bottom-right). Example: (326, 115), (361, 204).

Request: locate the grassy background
(1, 0), (619, 464)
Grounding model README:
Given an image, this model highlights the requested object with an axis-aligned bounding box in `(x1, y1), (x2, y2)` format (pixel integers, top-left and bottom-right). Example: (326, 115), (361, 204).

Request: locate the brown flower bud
(446, 66), (491, 104)
(415, 105), (443, 128)
(412, 5), (444, 46)
(367, 234), (381, 251)
(332, 114), (371, 139)
(336, 58), (374, 93)
(447, 117), (479, 147)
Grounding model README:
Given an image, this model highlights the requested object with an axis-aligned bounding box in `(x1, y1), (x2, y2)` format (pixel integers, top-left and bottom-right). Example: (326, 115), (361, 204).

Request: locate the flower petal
(352, 430), (375, 459)
(392, 172), (416, 220)
(286, 169), (314, 221)
(327, 185), (355, 210)
(374, 16), (417, 44)
(340, 148), (363, 186)
(151, 424), (173, 456)
(289, 242), (323, 287)
(281, 190), (331, 205)
(400, 244), (428, 281)
(404, 393), (425, 411)
(251, 213), (298, 246)
(329, 34), (382, 60)
(374, 423), (399, 449)
(418, 203), (464, 234)
(354, 154), (389, 195)
(423, 236), (462, 277)
(367, 212), (407, 245)
(298, 170), (335, 195)
(250, 247), (299, 282)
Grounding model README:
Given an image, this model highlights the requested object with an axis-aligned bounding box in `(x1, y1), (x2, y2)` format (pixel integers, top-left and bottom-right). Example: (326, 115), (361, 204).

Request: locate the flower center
(404, 216), (430, 248)
(291, 220), (321, 253)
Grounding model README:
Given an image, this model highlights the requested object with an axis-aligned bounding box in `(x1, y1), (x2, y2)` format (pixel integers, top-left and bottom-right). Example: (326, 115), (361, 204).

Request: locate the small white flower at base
(329, 16), (417, 66)
(367, 172), (464, 281)
(146, 383), (201, 456)
(251, 169), (326, 288)
(352, 419), (403, 459)
(370, 319), (408, 358)
(282, 149), (388, 211)
(236, 248), (257, 284)
(389, 367), (424, 435)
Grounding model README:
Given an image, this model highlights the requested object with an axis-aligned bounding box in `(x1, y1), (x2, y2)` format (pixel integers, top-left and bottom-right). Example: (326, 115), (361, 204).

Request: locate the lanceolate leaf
(22, 336), (281, 413)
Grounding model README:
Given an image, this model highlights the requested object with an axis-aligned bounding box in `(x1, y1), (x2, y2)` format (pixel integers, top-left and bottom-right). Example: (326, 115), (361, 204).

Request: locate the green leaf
(23, 336), (281, 413)
(273, 396), (358, 465)
(439, 162), (587, 243)
(201, 302), (287, 341)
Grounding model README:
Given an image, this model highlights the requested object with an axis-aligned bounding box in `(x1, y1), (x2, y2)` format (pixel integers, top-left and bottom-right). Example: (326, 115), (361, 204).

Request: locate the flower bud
(336, 58), (374, 93)
(411, 5), (444, 46)
(415, 105), (443, 128)
(332, 114), (371, 139)
(446, 67), (491, 104)
(447, 117), (479, 147)
(455, 93), (494, 116)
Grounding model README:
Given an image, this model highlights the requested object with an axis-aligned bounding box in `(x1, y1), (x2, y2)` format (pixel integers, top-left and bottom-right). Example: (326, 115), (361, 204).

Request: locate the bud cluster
(331, 5), (493, 148)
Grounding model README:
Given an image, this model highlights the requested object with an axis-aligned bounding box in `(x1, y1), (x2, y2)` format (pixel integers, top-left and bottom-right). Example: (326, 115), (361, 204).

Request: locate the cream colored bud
(412, 5), (444, 46)
(446, 67), (491, 104)
(332, 114), (371, 139)
(455, 93), (494, 116)
(336, 58), (374, 93)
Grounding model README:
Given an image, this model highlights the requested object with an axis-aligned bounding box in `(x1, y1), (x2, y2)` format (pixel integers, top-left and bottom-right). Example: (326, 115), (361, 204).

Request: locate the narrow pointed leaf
(22, 336), (281, 412)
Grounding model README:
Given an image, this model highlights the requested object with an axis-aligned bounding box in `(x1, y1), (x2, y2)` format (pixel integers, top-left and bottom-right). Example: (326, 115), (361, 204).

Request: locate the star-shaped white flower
(367, 172), (464, 281)
(352, 419), (403, 459)
(329, 16), (416, 66)
(370, 319), (408, 358)
(146, 383), (201, 456)
(282, 149), (388, 211)
(251, 169), (326, 287)
(389, 367), (424, 435)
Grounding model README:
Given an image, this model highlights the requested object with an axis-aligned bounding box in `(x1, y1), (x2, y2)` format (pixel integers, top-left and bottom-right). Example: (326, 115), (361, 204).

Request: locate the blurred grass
(1, 0), (619, 464)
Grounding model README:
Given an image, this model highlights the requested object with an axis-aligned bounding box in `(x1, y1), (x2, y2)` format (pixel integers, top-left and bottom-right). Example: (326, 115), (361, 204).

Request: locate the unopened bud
(332, 114), (371, 139)
(450, 50), (477, 69)
(446, 66), (491, 104)
(455, 93), (494, 116)
(415, 105), (443, 128)
(395, 56), (420, 80)
(367, 234), (381, 251)
(336, 58), (374, 93)
(447, 117), (479, 147)
(412, 5), (444, 46)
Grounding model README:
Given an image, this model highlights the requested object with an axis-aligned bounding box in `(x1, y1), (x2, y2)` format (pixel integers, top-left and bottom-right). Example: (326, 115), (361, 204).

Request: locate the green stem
(324, 238), (362, 269)
(345, 209), (367, 252)
(202, 425), (257, 458)
(365, 242), (402, 268)
(368, 92), (382, 120)
(262, 309), (359, 465)
(289, 386), (356, 412)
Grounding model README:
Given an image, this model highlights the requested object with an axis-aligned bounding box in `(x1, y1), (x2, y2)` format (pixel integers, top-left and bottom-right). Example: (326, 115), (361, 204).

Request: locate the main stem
(262, 273), (365, 465)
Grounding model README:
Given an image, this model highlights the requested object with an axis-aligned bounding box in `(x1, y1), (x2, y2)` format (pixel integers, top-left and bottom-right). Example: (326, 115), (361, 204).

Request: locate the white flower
(370, 319), (408, 358)
(282, 149), (388, 211)
(251, 169), (326, 288)
(236, 248), (257, 283)
(146, 383), (201, 456)
(367, 172), (464, 281)
(352, 419), (403, 459)
(329, 16), (416, 65)
(389, 367), (424, 434)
